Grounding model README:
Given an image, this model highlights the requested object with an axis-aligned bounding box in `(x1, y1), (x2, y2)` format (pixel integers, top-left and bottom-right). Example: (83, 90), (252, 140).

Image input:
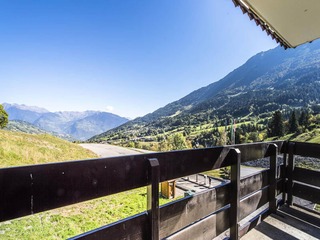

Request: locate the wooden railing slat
(292, 182), (320, 204)
(294, 142), (320, 158)
(292, 167), (320, 188)
(159, 188), (218, 239)
(69, 212), (148, 240)
(239, 187), (269, 221)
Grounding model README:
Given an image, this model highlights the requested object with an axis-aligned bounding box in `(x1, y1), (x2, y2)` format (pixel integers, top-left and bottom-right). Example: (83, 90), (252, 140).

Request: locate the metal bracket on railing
(229, 148), (241, 240)
(268, 143), (278, 214)
(287, 142), (295, 206)
(147, 158), (160, 240)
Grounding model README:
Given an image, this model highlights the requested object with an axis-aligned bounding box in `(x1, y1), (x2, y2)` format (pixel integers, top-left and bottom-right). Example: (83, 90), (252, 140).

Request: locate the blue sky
(0, 0), (277, 118)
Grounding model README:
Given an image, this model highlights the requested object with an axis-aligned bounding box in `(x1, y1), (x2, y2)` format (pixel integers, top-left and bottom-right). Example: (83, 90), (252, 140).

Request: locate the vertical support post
(229, 148), (241, 240)
(147, 158), (160, 240)
(281, 141), (288, 204)
(268, 143), (278, 214)
(287, 142), (295, 206)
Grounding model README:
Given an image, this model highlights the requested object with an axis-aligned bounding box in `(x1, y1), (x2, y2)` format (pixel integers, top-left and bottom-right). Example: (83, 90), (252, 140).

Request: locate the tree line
(267, 109), (311, 137)
(0, 104), (8, 129)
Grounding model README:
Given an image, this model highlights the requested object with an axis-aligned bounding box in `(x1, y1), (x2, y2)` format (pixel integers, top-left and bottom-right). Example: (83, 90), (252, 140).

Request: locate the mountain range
(90, 40), (320, 142)
(4, 120), (75, 141)
(3, 103), (129, 140)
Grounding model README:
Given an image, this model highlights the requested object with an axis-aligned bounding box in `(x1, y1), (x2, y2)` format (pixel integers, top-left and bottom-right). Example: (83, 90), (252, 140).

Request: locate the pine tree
(268, 111), (284, 137)
(298, 110), (310, 128)
(288, 111), (299, 133)
(299, 111), (306, 126)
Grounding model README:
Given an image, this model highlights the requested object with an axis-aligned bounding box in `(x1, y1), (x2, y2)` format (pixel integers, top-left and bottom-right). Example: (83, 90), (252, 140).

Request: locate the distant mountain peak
(3, 103), (129, 141)
(3, 103), (49, 113)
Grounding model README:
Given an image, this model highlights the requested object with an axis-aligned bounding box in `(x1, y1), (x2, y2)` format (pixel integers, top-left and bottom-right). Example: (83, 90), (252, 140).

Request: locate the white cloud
(105, 106), (114, 112)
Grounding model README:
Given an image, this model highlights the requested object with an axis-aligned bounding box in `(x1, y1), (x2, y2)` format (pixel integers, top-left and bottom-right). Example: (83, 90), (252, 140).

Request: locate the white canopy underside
(238, 0), (320, 48)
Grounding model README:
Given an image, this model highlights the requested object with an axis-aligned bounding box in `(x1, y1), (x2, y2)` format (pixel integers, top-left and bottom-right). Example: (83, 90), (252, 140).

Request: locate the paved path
(241, 165), (265, 177)
(79, 143), (152, 157)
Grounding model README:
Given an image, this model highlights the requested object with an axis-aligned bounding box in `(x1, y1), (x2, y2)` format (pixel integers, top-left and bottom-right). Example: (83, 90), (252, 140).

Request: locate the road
(79, 143), (152, 157)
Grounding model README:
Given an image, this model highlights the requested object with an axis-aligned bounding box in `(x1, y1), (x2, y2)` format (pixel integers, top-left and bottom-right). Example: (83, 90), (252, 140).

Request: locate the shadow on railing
(0, 141), (319, 240)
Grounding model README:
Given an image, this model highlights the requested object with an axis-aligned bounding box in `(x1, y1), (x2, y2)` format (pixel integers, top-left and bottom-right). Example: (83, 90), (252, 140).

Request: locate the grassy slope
(0, 130), (97, 167)
(291, 129), (320, 143)
(0, 130), (171, 239)
(265, 128), (320, 144)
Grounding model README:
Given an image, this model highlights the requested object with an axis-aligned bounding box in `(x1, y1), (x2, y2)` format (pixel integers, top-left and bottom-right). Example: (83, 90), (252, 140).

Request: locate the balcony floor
(241, 205), (320, 240)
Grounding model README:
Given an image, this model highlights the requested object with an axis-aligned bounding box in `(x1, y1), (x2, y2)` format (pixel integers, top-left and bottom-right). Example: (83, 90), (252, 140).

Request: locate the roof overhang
(233, 0), (320, 49)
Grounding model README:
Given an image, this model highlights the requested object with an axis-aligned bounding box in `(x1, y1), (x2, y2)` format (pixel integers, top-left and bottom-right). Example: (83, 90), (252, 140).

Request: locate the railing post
(268, 143), (278, 214)
(229, 148), (241, 240)
(287, 142), (295, 206)
(147, 158), (160, 240)
(281, 141), (288, 204)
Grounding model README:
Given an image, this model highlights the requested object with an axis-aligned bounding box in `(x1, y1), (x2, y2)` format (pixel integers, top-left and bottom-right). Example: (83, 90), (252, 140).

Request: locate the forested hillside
(90, 40), (320, 149)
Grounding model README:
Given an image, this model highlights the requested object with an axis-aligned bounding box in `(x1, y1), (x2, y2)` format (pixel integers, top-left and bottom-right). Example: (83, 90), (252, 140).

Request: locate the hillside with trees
(0, 104), (8, 129)
(89, 40), (320, 149)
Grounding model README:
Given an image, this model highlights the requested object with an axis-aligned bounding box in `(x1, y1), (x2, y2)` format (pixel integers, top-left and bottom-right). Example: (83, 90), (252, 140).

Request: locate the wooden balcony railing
(0, 141), (319, 239)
